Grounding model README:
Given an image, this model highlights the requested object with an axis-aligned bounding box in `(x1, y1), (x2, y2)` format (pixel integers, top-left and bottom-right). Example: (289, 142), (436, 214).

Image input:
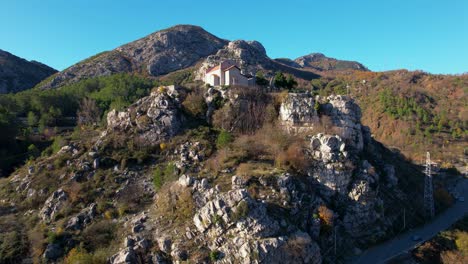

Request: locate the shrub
(104, 209), (117, 220)
(153, 167), (163, 190)
(216, 130), (233, 149)
(231, 200), (249, 222)
(255, 71), (269, 86)
(212, 87), (268, 134)
(155, 184), (195, 224)
(51, 136), (66, 153)
(318, 205), (334, 231)
(81, 220), (116, 252)
(0, 230), (28, 263)
(182, 88), (207, 118)
(209, 250), (220, 262)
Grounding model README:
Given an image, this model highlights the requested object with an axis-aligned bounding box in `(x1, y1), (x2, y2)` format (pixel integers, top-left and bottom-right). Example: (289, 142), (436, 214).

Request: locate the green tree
(27, 144), (40, 159)
(216, 130), (233, 149)
(274, 72), (287, 88)
(285, 75), (298, 90)
(255, 71), (269, 86)
(27, 111), (37, 127)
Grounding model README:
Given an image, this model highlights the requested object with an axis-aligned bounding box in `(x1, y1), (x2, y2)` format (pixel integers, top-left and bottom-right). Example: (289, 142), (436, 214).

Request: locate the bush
(153, 167), (163, 190)
(63, 247), (108, 264)
(318, 205), (334, 231)
(81, 220), (116, 252)
(51, 136), (66, 154)
(212, 87), (268, 134)
(209, 250), (220, 262)
(231, 200), (249, 222)
(182, 88), (207, 118)
(216, 130), (233, 149)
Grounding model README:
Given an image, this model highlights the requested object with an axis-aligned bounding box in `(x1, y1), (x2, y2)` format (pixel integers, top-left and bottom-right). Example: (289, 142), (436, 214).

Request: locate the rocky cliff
(0, 49), (57, 93)
(0, 84), (426, 263)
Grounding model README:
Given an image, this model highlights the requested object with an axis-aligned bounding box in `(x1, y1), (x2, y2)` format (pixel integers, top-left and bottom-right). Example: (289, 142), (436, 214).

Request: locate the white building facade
(204, 61), (253, 87)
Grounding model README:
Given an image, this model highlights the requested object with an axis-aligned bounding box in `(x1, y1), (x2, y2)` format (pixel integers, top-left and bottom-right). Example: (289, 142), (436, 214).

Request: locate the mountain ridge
(36, 25), (368, 90)
(0, 49), (57, 93)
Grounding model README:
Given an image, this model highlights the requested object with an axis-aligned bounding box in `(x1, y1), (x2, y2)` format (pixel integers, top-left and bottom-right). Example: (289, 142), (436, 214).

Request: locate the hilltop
(0, 49), (57, 93)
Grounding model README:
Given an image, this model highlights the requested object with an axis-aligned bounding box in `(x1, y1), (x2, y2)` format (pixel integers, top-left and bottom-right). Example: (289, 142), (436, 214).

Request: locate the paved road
(351, 178), (468, 264)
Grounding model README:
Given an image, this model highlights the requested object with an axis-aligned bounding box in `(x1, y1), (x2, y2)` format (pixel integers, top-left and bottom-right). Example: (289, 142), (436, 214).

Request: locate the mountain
(38, 25), (228, 90)
(293, 53), (368, 72)
(0, 49), (57, 93)
(38, 25), (325, 90)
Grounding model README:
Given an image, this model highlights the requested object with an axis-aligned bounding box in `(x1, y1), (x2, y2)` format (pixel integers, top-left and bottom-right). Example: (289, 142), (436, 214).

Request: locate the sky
(1, 0), (467, 74)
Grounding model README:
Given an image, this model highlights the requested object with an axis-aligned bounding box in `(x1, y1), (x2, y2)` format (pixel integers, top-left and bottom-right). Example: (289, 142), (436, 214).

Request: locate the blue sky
(1, 0), (467, 74)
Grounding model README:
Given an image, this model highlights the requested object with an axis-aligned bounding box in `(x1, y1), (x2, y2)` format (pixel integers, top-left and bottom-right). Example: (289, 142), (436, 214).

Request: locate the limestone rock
(279, 93), (319, 133)
(308, 134), (352, 195)
(43, 243), (63, 261)
(65, 203), (96, 230)
(109, 247), (137, 264)
(105, 88), (184, 146)
(39, 189), (68, 221)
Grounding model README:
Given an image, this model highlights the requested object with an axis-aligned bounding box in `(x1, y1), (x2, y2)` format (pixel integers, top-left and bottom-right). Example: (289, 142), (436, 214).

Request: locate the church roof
(206, 65), (220, 73)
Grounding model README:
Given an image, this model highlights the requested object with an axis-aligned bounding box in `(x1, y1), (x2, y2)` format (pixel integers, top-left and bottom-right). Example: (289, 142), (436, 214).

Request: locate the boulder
(43, 243), (63, 260)
(39, 189), (68, 222)
(109, 247), (137, 264)
(65, 203), (96, 231)
(105, 89), (184, 146)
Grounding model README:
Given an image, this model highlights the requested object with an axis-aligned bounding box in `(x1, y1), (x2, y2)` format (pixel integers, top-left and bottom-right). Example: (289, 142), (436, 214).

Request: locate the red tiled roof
(223, 65), (240, 72)
(206, 65), (220, 73)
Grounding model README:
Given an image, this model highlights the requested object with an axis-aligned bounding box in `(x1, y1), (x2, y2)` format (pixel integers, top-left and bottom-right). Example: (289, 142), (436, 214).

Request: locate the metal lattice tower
(424, 152), (435, 219)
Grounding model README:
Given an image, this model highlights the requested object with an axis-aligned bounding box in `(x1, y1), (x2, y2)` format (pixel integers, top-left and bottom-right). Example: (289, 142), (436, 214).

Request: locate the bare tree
(77, 98), (101, 126)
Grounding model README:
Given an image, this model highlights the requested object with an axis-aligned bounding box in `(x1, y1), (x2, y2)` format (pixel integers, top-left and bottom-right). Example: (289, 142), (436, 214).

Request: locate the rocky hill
(0, 84), (433, 263)
(37, 25), (228, 90)
(275, 53), (368, 72)
(0, 24), (465, 264)
(0, 49), (57, 93)
(294, 53), (368, 72)
(37, 25), (324, 90)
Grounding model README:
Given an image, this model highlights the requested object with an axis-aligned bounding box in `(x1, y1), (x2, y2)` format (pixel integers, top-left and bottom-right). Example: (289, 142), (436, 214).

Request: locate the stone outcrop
(308, 134), (352, 195)
(65, 203), (96, 230)
(39, 189), (68, 222)
(320, 95), (365, 151)
(279, 93), (319, 133)
(280, 93), (367, 152)
(105, 87), (184, 146)
(0, 49), (57, 93)
(197, 40), (271, 80)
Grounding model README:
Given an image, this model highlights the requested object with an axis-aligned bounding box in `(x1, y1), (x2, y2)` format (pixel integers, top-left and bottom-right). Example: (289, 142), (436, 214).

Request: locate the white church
(204, 61), (254, 87)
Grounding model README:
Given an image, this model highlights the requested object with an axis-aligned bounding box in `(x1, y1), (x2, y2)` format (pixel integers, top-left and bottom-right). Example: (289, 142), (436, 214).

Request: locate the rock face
(293, 53), (368, 72)
(308, 134), (352, 195)
(191, 186), (321, 264)
(279, 93), (319, 133)
(65, 203), (96, 231)
(39, 189), (68, 222)
(105, 86), (184, 146)
(38, 25), (227, 90)
(280, 93), (366, 152)
(197, 40), (271, 79)
(0, 49), (57, 93)
(320, 95), (365, 152)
